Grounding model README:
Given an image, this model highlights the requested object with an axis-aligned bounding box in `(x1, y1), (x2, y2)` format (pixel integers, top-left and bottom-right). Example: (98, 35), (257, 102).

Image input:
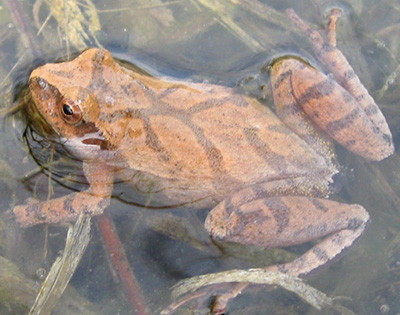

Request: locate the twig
(3, 0), (42, 59)
(96, 214), (151, 315)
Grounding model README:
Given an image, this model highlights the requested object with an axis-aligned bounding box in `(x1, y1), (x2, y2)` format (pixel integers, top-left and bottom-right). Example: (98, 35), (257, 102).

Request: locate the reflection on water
(0, 0), (400, 314)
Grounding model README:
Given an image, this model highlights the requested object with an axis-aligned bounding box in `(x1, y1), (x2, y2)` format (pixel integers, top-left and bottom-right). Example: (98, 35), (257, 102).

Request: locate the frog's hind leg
(271, 58), (337, 166)
(272, 54), (393, 161)
(326, 9), (341, 47)
(262, 197), (369, 277)
(284, 9), (393, 160)
(205, 194), (369, 314)
(206, 196), (369, 276)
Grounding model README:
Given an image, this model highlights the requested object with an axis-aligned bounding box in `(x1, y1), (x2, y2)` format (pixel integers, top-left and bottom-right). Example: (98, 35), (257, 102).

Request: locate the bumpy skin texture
(13, 8), (393, 314)
(18, 48), (339, 225)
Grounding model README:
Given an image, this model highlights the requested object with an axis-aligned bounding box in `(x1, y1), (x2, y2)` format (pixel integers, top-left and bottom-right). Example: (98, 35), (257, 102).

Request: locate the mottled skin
(14, 9), (394, 313)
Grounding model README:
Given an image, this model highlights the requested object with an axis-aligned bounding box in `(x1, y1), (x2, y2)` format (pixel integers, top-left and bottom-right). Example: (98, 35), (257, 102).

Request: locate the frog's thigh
(271, 61), (335, 162)
(272, 59), (393, 161)
(205, 196), (369, 276)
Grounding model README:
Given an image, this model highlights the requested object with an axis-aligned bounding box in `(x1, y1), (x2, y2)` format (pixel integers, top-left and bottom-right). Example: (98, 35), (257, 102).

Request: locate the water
(0, 0), (400, 314)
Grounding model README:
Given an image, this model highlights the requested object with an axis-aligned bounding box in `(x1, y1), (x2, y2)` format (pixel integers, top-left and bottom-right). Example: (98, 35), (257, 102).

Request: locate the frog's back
(30, 47), (332, 191)
(107, 74), (335, 194)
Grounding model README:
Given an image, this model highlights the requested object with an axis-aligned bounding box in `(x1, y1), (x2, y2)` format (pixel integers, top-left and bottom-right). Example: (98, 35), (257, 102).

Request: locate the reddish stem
(97, 214), (150, 315)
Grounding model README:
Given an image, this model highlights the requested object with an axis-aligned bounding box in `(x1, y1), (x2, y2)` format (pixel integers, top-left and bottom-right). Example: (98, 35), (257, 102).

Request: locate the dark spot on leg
(312, 246), (329, 262)
(64, 194), (77, 214)
(309, 198), (329, 213)
(263, 198), (290, 233)
(326, 107), (361, 133)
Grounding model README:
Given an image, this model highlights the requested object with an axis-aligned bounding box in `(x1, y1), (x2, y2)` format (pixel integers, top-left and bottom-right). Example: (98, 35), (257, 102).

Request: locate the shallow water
(1, 0), (400, 314)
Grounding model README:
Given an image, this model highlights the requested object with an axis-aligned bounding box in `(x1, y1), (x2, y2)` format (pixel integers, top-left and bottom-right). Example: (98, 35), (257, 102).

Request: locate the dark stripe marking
(296, 80), (335, 106)
(309, 198), (329, 213)
(63, 194), (77, 214)
(273, 69), (292, 90)
(312, 246), (329, 262)
(89, 49), (105, 91)
(263, 198), (290, 233)
(364, 104), (378, 116)
(326, 107), (361, 134)
(243, 127), (291, 171)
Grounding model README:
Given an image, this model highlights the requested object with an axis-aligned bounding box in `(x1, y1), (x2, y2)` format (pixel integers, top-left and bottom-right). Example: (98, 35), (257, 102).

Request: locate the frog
(13, 8), (394, 313)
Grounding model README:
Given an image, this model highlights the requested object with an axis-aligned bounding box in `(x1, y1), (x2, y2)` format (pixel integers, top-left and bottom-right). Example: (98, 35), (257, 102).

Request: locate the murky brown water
(0, 0), (400, 314)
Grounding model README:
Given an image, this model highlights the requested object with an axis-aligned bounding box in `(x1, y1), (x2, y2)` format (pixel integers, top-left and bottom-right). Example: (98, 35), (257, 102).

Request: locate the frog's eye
(59, 99), (83, 124)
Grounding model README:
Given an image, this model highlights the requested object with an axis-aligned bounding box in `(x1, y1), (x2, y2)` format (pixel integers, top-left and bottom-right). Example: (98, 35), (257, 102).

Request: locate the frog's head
(28, 48), (115, 158)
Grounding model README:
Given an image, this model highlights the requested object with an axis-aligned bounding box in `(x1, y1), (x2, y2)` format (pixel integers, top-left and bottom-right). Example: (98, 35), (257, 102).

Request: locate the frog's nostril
(37, 78), (49, 90)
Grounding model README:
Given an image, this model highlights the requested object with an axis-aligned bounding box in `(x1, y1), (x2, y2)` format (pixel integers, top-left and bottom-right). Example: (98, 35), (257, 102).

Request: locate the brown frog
(14, 9), (394, 312)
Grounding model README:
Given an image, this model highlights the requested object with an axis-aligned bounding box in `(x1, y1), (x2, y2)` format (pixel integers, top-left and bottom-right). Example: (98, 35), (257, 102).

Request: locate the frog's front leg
(13, 161), (114, 227)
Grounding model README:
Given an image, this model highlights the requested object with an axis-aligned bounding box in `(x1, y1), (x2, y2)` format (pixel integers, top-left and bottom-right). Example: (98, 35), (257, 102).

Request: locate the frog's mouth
(59, 129), (110, 160)
(25, 105), (109, 166)
(27, 108), (108, 161)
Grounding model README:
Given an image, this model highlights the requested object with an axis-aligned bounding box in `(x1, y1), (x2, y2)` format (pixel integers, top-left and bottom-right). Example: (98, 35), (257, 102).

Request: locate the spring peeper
(14, 9), (394, 312)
